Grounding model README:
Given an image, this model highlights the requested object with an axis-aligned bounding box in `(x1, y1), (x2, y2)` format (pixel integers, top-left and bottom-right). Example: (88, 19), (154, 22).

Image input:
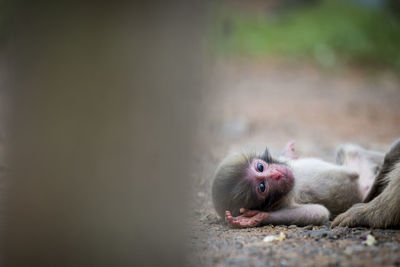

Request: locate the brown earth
(189, 59), (400, 266)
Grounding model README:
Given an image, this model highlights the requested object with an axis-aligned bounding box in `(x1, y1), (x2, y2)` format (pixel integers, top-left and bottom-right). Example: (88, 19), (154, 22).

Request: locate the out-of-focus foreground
(3, 2), (206, 266)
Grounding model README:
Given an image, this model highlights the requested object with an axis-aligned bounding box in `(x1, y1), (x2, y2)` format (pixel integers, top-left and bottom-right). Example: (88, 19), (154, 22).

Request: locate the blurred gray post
(5, 1), (206, 266)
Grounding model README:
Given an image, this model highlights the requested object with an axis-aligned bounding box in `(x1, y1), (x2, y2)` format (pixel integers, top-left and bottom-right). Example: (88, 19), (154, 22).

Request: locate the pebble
(328, 234), (338, 240)
(351, 230), (364, 235)
(323, 221), (331, 228)
(344, 245), (365, 255)
(374, 257), (383, 264)
(371, 231), (385, 237)
(308, 230), (329, 239)
(303, 225), (313, 230)
(384, 242), (399, 251)
(235, 242), (244, 249)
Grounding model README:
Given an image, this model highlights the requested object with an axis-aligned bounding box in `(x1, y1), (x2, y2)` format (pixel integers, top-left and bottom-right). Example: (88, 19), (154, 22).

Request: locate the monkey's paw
(225, 209), (268, 228)
(331, 203), (369, 228)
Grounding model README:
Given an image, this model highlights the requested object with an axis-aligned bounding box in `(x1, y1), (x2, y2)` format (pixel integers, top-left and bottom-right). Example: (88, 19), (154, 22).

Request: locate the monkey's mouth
(283, 168), (294, 182)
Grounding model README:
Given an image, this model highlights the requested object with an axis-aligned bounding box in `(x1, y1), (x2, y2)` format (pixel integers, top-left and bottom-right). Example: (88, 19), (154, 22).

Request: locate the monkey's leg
(364, 138), (400, 202)
(335, 143), (385, 200)
(332, 161), (400, 228)
(261, 204), (329, 226)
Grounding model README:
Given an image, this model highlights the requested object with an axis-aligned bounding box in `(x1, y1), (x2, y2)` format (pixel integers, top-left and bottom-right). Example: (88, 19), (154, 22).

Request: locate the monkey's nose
(269, 170), (283, 180)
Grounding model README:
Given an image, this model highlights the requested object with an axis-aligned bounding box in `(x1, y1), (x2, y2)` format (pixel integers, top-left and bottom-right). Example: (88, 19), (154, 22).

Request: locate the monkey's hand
(331, 203), (370, 228)
(225, 209), (269, 228)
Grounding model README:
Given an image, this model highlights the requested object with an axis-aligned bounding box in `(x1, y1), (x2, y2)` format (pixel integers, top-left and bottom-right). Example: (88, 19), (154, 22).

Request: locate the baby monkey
(212, 141), (383, 227)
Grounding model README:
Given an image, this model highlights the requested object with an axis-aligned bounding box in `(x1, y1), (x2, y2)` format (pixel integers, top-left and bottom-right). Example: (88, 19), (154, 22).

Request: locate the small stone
(384, 242), (398, 251)
(303, 225), (313, 230)
(374, 257), (383, 264)
(288, 225), (296, 229)
(323, 221), (331, 228)
(353, 226), (367, 230)
(328, 233), (338, 240)
(235, 242), (244, 249)
(371, 231), (385, 237)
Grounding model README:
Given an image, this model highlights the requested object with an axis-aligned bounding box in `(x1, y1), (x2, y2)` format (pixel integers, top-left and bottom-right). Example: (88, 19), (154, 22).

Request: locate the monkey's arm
(262, 204), (329, 226)
(225, 204), (329, 228)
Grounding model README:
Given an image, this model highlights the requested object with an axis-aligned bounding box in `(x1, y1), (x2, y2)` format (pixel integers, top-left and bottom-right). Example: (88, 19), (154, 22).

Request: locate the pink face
(246, 158), (294, 205)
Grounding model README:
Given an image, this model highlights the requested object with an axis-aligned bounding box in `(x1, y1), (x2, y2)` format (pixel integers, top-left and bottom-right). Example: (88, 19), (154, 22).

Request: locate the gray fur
(291, 158), (362, 217)
(332, 138), (400, 228)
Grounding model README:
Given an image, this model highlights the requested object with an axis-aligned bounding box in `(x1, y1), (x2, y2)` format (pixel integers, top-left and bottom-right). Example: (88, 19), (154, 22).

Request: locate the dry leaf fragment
(362, 234), (377, 246)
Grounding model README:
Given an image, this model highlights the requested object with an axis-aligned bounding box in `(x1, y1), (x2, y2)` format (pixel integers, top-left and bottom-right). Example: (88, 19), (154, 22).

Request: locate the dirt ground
(189, 59), (400, 266)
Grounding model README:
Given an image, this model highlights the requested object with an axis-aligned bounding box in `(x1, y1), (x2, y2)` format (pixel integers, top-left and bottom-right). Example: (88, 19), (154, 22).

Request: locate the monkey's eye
(259, 182), (266, 192)
(256, 163), (264, 172)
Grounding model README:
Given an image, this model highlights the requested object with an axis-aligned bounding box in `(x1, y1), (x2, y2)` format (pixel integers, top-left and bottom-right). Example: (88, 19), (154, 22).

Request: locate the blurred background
(0, 0), (399, 266)
(204, 0), (400, 154)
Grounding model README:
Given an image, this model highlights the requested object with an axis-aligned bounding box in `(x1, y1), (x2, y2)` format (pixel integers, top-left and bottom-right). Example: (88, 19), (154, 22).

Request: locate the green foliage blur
(213, 0), (400, 72)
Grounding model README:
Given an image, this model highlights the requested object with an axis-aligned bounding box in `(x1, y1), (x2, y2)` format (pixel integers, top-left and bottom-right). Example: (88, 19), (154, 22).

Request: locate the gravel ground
(189, 59), (400, 266)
